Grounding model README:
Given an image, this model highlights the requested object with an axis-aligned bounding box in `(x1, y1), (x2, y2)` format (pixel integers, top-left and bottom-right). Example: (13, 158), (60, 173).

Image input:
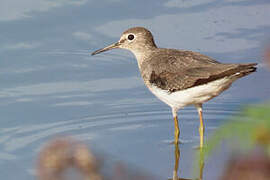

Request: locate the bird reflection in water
(169, 143), (205, 180)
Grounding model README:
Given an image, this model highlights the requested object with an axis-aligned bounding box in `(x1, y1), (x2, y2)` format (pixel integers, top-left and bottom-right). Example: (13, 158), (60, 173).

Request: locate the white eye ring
(127, 34), (135, 41)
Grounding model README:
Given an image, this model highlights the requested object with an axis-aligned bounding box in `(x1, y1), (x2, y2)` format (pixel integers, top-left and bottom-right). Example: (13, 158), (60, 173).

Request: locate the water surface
(0, 0), (270, 179)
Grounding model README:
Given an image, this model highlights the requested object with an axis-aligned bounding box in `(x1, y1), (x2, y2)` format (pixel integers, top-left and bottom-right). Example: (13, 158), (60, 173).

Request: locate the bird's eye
(127, 34), (135, 41)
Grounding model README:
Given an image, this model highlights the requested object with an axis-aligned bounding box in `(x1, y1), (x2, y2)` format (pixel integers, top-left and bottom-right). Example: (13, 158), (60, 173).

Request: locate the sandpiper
(92, 27), (257, 147)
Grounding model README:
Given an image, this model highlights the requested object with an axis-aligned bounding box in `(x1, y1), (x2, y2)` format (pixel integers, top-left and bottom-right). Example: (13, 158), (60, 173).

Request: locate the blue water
(0, 0), (270, 179)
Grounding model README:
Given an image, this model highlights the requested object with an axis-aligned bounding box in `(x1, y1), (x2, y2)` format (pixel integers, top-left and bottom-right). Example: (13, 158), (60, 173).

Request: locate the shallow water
(1, 0), (270, 179)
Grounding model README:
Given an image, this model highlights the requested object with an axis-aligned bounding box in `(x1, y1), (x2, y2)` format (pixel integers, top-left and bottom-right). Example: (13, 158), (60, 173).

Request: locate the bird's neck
(130, 46), (157, 69)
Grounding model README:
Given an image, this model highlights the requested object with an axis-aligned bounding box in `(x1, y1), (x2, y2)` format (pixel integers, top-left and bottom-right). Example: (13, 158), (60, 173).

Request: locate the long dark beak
(91, 42), (120, 56)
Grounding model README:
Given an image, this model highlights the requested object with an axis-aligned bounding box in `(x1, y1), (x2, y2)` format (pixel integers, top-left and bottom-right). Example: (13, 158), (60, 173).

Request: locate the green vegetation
(203, 102), (270, 159)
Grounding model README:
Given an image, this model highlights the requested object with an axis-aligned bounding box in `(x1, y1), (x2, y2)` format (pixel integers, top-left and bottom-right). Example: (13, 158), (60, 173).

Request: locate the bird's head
(91, 27), (157, 56)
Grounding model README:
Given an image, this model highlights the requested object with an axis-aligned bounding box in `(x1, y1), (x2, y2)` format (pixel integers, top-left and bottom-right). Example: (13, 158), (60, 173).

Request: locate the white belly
(149, 77), (233, 109)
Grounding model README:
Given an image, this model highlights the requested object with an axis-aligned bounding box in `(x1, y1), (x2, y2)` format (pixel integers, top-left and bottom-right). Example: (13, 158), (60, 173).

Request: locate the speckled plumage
(140, 48), (256, 92)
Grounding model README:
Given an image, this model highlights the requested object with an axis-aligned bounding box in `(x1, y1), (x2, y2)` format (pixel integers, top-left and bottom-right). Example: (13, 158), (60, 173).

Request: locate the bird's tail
(234, 63), (257, 78)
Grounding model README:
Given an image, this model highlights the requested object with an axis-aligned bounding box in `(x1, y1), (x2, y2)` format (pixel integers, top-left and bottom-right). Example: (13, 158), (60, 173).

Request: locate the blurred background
(0, 0), (270, 179)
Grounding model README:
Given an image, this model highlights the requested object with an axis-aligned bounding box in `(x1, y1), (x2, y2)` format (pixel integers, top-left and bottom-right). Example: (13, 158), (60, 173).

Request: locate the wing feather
(141, 49), (256, 92)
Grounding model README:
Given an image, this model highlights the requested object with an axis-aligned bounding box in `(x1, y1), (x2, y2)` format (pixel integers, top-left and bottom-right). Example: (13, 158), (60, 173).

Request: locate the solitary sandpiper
(92, 27), (257, 148)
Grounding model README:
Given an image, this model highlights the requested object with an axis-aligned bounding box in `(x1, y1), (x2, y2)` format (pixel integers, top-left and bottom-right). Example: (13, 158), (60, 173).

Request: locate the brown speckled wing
(142, 49), (257, 92)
